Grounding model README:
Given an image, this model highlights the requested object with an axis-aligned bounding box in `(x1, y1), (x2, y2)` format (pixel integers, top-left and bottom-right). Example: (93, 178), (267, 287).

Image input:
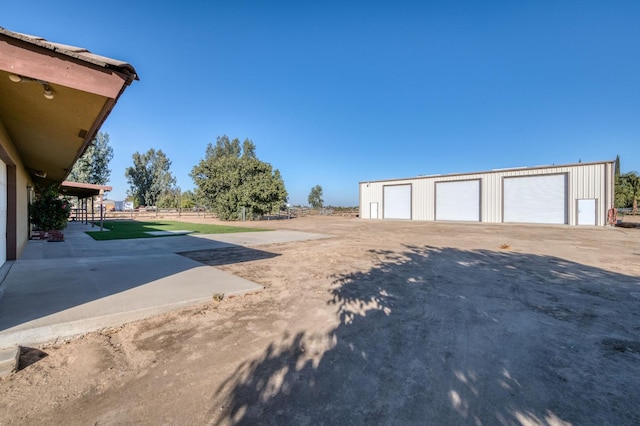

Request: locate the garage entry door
(435, 180), (480, 221)
(0, 160), (6, 266)
(384, 184), (411, 219)
(503, 174), (567, 224)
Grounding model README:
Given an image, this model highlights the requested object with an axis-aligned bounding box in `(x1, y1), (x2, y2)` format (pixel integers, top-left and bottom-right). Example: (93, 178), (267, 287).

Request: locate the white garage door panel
(504, 174), (567, 224)
(384, 185), (411, 219)
(436, 180), (480, 221)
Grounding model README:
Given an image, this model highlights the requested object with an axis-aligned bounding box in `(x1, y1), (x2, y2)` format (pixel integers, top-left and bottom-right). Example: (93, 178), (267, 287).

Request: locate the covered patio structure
(59, 181), (112, 226)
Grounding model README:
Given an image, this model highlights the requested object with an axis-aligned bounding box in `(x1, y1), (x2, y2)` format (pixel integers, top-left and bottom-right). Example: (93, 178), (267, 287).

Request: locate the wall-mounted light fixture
(43, 83), (54, 100)
(8, 73), (54, 100)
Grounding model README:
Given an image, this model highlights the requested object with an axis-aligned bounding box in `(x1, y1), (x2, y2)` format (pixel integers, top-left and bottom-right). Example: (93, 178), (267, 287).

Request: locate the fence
(617, 208), (637, 215)
(104, 208), (213, 220)
(101, 207), (359, 221)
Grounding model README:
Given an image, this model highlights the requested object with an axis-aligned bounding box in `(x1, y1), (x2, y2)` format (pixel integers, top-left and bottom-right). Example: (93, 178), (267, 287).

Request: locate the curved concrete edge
(0, 286), (262, 349)
(0, 345), (19, 377)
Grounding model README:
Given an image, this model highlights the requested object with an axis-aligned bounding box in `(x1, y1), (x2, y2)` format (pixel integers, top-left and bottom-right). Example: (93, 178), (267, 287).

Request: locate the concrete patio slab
(0, 222), (330, 349)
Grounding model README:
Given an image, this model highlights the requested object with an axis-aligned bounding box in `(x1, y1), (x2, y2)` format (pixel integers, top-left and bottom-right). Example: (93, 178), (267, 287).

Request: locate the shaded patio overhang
(60, 181), (112, 199)
(0, 26), (138, 187)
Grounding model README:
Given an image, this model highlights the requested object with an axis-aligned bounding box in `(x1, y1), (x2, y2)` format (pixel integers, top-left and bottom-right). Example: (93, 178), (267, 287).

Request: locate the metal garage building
(359, 160), (615, 226)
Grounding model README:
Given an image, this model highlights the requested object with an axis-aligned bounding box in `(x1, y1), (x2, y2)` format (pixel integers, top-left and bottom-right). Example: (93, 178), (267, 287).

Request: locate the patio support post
(99, 190), (104, 231)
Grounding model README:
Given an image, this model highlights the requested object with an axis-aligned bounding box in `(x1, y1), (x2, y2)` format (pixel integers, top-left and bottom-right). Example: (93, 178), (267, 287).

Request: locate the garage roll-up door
(503, 174), (567, 224)
(384, 184), (411, 219)
(436, 180), (480, 221)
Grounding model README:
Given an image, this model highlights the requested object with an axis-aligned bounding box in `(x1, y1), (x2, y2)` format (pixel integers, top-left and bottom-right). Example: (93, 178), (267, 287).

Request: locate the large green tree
(308, 185), (324, 209)
(626, 172), (639, 214)
(67, 131), (114, 185)
(190, 135), (287, 220)
(180, 190), (197, 209)
(125, 149), (177, 207)
(157, 188), (181, 209)
(615, 171), (640, 212)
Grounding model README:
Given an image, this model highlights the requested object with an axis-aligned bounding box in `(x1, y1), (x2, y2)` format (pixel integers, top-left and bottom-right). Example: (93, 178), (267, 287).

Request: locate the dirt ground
(1, 216), (639, 425)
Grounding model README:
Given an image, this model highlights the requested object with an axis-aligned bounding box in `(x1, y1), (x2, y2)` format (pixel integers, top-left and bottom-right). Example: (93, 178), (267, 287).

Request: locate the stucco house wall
(0, 117), (32, 259)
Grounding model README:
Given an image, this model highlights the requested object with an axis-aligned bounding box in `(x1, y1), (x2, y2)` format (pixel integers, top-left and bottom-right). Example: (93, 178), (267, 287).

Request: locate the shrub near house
(29, 185), (72, 241)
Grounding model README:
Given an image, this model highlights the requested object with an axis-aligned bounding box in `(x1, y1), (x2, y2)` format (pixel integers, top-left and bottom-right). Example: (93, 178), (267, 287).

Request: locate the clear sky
(3, 1), (639, 206)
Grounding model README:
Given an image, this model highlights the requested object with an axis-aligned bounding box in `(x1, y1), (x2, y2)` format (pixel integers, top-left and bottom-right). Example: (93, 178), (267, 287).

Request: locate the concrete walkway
(0, 222), (328, 349)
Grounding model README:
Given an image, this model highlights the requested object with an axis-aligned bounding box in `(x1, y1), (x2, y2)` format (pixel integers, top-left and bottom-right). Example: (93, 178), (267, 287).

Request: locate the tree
(628, 173), (640, 215)
(308, 185), (324, 209)
(180, 190), (196, 209)
(157, 188), (181, 209)
(67, 131), (114, 185)
(615, 154), (621, 178)
(190, 135), (288, 221)
(125, 149), (177, 207)
(615, 171), (640, 212)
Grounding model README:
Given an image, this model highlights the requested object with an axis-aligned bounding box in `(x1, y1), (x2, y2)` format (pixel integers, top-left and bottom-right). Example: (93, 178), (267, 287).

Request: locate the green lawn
(86, 220), (268, 241)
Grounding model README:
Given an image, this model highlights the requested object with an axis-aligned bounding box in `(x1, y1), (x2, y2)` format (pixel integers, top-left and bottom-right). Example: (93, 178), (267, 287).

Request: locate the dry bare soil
(1, 216), (640, 425)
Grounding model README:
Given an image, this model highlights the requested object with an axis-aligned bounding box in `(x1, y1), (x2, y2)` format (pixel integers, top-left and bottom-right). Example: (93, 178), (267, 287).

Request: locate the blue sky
(4, 1), (639, 206)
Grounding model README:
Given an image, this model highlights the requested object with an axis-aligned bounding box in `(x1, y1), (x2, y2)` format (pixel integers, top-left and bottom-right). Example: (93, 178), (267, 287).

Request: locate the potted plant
(29, 185), (72, 242)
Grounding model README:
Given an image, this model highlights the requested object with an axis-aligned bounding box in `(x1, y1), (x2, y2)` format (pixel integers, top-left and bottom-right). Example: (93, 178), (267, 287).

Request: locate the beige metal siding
(483, 173), (502, 222)
(359, 161), (613, 226)
(359, 182), (384, 219)
(413, 179), (432, 220)
(605, 162), (615, 225)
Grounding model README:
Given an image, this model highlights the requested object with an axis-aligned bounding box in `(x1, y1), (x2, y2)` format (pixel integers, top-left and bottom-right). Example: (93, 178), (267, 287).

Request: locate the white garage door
(370, 202), (379, 219)
(436, 180), (480, 221)
(0, 160), (6, 266)
(577, 199), (596, 225)
(384, 184), (411, 219)
(503, 174), (567, 224)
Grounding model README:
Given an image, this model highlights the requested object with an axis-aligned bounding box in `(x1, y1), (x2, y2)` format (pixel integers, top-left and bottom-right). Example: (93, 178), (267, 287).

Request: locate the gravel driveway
(1, 216), (639, 425)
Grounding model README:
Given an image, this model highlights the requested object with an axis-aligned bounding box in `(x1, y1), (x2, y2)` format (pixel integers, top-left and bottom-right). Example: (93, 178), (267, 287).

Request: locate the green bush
(30, 185), (72, 230)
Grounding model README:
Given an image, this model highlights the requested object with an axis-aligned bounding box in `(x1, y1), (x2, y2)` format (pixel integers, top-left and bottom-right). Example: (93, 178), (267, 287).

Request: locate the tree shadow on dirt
(211, 245), (640, 425)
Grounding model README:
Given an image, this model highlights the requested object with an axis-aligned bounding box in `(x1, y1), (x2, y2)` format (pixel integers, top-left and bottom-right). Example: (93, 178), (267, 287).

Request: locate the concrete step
(0, 346), (19, 377)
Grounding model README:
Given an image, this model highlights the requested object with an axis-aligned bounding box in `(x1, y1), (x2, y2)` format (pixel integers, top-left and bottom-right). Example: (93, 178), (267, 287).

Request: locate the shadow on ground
(212, 245), (640, 425)
(178, 246), (280, 266)
(17, 347), (48, 371)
